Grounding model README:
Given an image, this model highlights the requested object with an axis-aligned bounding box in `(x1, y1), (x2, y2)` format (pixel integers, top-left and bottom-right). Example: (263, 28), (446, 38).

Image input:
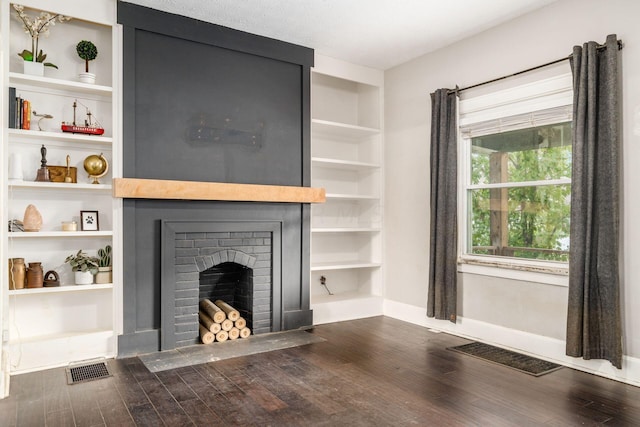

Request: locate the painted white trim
(1, 350), (8, 398)
(312, 294), (383, 325)
(383, 299), (640, 387)
(467, 178), (571, 190)
(314, 54), (384, 86)
(458, 259), (568, 287)
(7, 331), (116, 374)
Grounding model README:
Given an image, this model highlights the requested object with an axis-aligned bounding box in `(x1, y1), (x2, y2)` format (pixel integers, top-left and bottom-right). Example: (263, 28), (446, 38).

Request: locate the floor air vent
(66, 360), (112, 385)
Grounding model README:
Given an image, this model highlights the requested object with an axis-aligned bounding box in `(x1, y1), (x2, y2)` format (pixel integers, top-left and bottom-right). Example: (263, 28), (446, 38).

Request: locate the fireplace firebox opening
(199, 260), (272, 338)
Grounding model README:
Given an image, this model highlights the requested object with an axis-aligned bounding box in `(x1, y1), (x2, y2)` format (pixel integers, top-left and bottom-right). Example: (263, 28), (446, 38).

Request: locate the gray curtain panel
(566, 34), (622, 368)
(427, 89), (458, 322)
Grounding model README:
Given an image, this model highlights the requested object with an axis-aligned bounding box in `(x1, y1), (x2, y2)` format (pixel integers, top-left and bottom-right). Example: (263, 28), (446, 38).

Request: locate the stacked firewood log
(199, 299), (252, 344)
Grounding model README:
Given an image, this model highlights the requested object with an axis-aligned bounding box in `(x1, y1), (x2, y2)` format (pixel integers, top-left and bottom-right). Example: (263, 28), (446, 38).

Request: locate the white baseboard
(8, 331), (116, 375)
(383, 299), (640, 387)
(312, 294), (383, 325)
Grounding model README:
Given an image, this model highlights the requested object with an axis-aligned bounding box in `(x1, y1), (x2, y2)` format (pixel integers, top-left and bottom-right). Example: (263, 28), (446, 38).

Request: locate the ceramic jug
(26, 262), (44, 288)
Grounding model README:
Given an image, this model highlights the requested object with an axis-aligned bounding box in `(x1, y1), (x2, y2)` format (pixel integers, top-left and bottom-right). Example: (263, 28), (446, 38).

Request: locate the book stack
(8, 220), (24, 232)
(8, 87), (31, 130)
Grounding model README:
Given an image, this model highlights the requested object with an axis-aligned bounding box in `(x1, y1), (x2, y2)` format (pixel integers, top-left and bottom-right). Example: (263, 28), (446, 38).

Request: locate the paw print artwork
(80, 210), (99, 231)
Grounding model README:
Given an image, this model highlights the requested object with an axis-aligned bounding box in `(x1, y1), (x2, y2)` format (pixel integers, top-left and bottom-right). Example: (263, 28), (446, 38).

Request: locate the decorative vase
(23, 204), (43, 232)
(26, 262), (44, 288)
(8, 153), (23, 182)
(78, 72), (95, 84)
(23, 61), (44, 76)
(94, 266), (112, 284)
(74, 270), (94, 285)
(9, 258), (26, 290)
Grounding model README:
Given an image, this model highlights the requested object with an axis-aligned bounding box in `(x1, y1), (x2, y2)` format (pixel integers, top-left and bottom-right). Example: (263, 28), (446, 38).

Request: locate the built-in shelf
(9, 181), (112, 191)
(8, 128), (113, 146)
(311, 261), (382, 271)
(312, 119), (379, 138)
(8, 231), (113, 238)
(2, 0), (119, 379)
(312, 157), (380, 170)
(325, 193), (379, 200)
(9, 283), (113, 296)
(9, 72), (113, 96)
(312, 227), (380, 233)
(310, 58), (384, 325)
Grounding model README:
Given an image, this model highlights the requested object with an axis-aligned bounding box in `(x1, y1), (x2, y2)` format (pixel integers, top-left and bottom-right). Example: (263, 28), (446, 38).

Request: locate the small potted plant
(18, 49), (57, 73)
(12, 4), (70, 76)
(76, 40), (98, 84)
(94, 245), (112, 284)
(65, 250), (99, 285)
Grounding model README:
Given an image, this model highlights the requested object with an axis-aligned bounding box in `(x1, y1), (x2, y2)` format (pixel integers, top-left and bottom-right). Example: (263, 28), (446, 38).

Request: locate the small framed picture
(80, 210), (99, 231)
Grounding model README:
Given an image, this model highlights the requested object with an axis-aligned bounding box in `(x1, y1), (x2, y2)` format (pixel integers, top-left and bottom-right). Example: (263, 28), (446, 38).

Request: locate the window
(458, 74), (573, 269)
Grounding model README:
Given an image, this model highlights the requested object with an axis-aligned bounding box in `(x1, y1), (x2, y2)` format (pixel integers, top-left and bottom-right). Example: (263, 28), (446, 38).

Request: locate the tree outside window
(466, 121), (571, 262)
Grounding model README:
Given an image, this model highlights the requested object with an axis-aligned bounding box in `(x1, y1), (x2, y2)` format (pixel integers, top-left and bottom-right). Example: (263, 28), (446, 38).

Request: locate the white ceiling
(123, 0), (558, 70)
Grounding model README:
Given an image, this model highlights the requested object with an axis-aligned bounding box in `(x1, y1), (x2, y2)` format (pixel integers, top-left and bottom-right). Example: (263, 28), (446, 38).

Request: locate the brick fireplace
(160, 221), (282, 350)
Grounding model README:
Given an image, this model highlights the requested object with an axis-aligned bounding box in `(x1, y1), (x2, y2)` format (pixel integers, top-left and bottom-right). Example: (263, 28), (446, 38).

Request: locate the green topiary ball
(76, 40), (98, 61)
(76, 40), (98, 72)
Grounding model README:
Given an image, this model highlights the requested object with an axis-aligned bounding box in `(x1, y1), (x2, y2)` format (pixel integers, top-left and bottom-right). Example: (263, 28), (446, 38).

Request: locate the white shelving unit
(8, 231), (113, 238)
(1, 0), (120, 382)
(9, 283), (113, 295)
(310, 55), (384, 324)
(8, 128), (114, 147)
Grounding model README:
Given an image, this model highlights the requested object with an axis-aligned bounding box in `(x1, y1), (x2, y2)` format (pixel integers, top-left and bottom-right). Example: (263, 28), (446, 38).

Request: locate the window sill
(458, 256), (569, 287)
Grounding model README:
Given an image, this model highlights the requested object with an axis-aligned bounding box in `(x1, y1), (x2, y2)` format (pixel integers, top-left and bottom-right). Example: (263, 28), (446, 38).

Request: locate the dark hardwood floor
(1, 316), (639, 426)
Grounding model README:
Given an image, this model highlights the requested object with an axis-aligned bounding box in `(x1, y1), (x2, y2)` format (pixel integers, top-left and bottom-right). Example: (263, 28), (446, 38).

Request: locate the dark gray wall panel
(133, 29), (303, 185)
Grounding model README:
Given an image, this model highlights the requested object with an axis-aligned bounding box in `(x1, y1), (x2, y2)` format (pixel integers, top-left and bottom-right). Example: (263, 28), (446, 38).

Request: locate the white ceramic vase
(23, 61), (44, 76)
(8, 153), (23, 182)
(74, 270), (94, 285)
(79, 72), (95, 84)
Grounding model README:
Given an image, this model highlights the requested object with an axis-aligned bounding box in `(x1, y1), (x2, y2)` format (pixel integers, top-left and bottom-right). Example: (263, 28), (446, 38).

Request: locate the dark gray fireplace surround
(162, 221), (282, 349)
(117, 2), (313, 356)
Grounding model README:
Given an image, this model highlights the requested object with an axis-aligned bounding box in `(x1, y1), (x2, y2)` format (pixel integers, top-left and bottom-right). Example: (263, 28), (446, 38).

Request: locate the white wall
(384, 0), (640, 384)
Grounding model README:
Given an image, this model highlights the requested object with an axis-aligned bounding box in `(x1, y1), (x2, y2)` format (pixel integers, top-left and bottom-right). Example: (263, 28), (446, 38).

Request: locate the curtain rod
(450, 39), (623, 94)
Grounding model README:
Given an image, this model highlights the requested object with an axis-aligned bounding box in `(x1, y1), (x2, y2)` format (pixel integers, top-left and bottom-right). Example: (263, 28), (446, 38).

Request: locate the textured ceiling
(123, 0), (557, 70)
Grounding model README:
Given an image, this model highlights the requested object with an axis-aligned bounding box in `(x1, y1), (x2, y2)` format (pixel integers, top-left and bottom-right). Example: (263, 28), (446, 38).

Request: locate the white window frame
(457, 73), (573, 285)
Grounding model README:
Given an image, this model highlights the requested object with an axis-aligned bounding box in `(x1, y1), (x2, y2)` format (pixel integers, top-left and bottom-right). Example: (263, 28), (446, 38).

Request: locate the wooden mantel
(113, 178), (326, 203)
